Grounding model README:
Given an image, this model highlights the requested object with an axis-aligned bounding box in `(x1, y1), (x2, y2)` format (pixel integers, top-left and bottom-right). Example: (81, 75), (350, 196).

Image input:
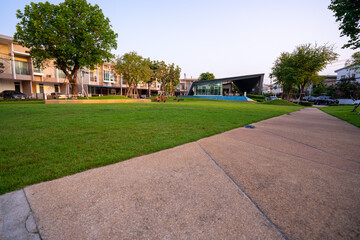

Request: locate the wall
(336, 68), (360, 83)
(36, 82), (56, 94)
(0, 79), (22, 92)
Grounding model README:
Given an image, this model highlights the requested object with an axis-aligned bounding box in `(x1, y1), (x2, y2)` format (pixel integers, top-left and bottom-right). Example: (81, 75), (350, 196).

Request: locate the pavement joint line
(23, 189), (43, 240)
(222, 134), (360, 176)
(196, 141), (289, 240)
(258, 126), (360, 165)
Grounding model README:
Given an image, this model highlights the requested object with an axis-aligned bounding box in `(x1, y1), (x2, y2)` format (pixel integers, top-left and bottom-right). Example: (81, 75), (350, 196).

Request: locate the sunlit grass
(0, 100), (301, 194)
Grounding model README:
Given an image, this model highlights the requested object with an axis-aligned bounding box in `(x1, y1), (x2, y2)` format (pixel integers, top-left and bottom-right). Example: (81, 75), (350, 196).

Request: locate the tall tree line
(115, 52), (181, 98)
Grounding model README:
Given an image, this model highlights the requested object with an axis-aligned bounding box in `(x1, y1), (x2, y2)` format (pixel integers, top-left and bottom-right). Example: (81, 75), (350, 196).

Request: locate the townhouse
(0, 34), (162, 98)
(176, 75), (198, 95)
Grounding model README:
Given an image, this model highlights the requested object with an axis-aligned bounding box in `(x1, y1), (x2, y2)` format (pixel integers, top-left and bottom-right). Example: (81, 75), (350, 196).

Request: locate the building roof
(0, 34), (14, 43)
(188, 73), (264, 95)
(190, 74), (264, 85)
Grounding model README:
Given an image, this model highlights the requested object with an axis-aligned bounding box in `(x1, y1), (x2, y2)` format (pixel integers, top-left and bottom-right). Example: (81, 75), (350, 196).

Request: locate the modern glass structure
(193, 80), (223, 96)
(188, 74), (264, 96)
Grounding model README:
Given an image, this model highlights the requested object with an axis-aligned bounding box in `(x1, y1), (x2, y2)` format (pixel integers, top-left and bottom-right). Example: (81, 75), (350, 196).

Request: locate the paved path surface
(1, 108), (359, 239)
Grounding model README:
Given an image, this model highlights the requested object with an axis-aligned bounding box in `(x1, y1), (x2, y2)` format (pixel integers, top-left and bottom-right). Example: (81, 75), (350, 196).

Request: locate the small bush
(247, 94), (265, 102)
(300, 101), (313, 106)
(262, 99), (298, 106)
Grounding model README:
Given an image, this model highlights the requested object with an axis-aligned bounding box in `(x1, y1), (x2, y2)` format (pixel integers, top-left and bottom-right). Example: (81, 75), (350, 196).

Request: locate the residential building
(0, 34), (161, 98)
(176, 74), (198, 95)
(307, 75), (337, 95)
(262, 83), (282, 95)
(0, 34), (33, 95)
(335, 66), (360, 83)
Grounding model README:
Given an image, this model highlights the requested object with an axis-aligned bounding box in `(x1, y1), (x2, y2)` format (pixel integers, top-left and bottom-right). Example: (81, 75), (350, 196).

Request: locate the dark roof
(191, 74), (265, 85)
(188, 73), (264, 95)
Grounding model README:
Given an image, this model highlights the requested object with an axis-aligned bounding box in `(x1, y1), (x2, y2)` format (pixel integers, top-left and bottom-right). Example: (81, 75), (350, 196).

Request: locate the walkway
(1, 108), (359, 239)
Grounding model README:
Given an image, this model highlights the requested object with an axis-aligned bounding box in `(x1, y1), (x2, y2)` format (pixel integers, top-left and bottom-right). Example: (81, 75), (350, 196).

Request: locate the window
(58, 70), (66, 79)
(39, 84), (44, 93)
(103, 70), (114, 83)
(341, 75), (345, 79)
(15, 61), (29, 75)
(14, 82), (20, 92)
(90, 72), (96, 82)
(54, 85), (59, 93)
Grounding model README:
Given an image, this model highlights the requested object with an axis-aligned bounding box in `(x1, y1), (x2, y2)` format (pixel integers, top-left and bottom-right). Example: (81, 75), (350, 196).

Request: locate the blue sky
(0, 0), (356, 83)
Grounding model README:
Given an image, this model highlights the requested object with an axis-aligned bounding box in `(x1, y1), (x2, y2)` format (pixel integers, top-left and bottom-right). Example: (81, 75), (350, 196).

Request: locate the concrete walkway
(1, 108), (359, 239)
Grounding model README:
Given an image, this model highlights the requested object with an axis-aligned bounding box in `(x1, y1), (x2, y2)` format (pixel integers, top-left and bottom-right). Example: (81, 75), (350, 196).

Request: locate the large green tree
(328, 0), (360, 49)
(144, 60), (166, 97)
(157, 63), (181, 96)
(115, 52), (152, 98)
(199, 72), (215, 81)
(269, 52), (298, 99)
(270, 44), (338, 100)
(14, 0), (117, 95)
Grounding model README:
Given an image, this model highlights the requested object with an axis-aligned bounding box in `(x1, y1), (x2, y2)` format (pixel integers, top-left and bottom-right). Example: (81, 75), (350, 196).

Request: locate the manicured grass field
(319, 105), (360, 127)
(0, 100), (301, 194)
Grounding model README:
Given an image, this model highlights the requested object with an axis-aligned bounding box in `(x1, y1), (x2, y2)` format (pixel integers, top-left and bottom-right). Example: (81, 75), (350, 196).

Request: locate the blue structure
(181, 95), (254, 101)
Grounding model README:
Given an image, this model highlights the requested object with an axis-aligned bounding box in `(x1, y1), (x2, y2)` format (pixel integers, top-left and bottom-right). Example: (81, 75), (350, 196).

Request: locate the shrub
(247, 94), (265, 102)
(299, 101), (313, 106)
(262, 99), (298, 106)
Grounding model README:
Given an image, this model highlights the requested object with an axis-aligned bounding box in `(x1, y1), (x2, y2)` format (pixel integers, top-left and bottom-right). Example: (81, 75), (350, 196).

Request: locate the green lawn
(0, 100), (301, 194)
(319, 105), (360, 127)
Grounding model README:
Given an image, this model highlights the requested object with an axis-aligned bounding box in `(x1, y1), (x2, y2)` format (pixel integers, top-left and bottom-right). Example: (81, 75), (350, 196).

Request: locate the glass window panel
(15, 61), (29, 75)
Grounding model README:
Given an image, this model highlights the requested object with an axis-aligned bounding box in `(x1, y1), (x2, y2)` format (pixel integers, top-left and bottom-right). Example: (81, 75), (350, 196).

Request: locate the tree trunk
(352, 103), (359, 112)
(67, 74), (78, 96)
(147, 83), (151, 97)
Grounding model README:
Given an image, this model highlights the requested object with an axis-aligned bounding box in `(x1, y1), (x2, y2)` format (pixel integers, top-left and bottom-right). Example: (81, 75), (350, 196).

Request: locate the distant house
(335, 66), (360, 83)
(0, 34), (161, 98)
(263, 83), (282, 95)
(176, 75), (198, 95)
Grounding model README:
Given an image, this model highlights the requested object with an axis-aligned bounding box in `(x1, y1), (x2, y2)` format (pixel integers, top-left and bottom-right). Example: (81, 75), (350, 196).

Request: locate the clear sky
(0, 0), (356, 83)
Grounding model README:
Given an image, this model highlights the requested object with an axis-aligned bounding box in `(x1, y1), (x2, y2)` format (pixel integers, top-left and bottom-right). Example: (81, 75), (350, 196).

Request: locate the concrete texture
(0, 190), (40, 240)
(252, 108), (360, 162)
(198, 108), (360, 239)
(25, 143), (284, 240)
(2, 107), (359, 239)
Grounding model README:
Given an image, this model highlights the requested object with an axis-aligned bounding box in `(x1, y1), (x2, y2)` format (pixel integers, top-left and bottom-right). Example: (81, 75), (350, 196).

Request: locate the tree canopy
(115, 52), (181, 98)
(328, 0), (360, 49)
(115, 52), (152, 98)
(14, 0), (117, 94)
(270, 44), (338, 100)
(199, 72), (215, 81)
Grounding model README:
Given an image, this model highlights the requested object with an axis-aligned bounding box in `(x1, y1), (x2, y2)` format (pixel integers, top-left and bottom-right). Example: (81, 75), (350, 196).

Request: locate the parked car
(0, 90), (29, 99)
(266, 96), (278, 101)
(303, 96), (317, 102)
(314, 96), (338, 105)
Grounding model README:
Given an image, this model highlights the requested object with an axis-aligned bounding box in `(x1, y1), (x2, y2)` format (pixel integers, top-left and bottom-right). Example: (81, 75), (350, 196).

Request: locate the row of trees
(115, 52), (181, 98)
